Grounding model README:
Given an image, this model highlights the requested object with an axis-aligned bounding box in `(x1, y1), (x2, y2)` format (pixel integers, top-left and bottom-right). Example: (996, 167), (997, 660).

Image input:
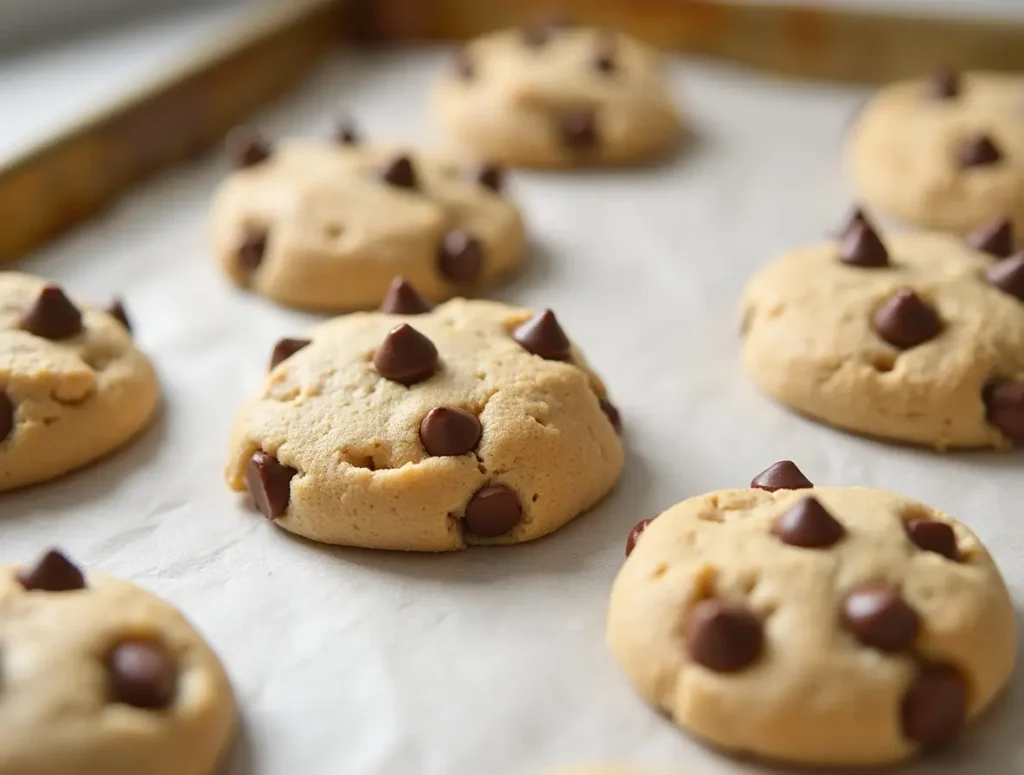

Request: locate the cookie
(0, 273), (160, 490)
(225, 283), (623, 551)
(209, 126), (527, 310)
(0, 549), (237, 775)
(431, 19), (681, 168)
(847, 68), (1024, 235)
(608, 461), (1016, 766)
(740, 212), (1024, 449)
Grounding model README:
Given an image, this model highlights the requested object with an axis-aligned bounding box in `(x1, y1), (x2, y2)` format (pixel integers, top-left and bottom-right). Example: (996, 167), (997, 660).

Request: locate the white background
(2, 40), (1023, 775)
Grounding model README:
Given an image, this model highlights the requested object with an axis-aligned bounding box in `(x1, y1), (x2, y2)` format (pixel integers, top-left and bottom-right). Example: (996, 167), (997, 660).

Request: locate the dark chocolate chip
(17, 549), (86, 592)
(107, 640), (177, 709)
(269, 338), (311, 370)
(906, 520), (959, 561)
(419, 407), (482, 456)
(475, 164), (505, 193)
(245, 451), (297, 519)
(380, 277), (432, 315)
(106, 299), (132, 333)
(685, 599), (763, 673)
(438, 231), (483, 285)
(839, 218), (890, 268)
(929, 66), (961, 100)
(513, 310), (572, 361)
(873, 289), (941, 349)
(772, 497), (845, 549)
(842, 586), (919, 652)
(986, 254), (1024, 301)
(0, 390), (14, 444)
(464, 484), (522, 537)
(226, 126), (271, 168)
(599, 397), (622, 434)
(238, 229), (268, 272)
(984, 380), (1024, 441)
(520, 14), (570, 48)
(967, 217), (1014, 258)
(334, 116), (360, 145)
(453, 47), (474, 79)
(959, 134), (1003, 168)
(559, 108), (598, 150)
(373, 323), (438, 385)
(750, 460), (813, 492)
(625, 518), (652, 557)
(902, 663), (967, 748)
(22, 285), (83, 340)
(594, 33), (617, 74)
(381, 154), (417, 189)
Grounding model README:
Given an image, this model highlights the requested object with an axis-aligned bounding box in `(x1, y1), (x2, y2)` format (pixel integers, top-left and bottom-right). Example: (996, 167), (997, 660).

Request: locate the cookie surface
(608, 465), (1016, 766)
(847, 70), (1024, 235)
(740, 216), (1024, 449)
(432, 22), (681, 168)
(225, 290), (623, 550)
(209, 135), (527, 310)
(0, 273), (160, 490)
(0, 550), (237, 775)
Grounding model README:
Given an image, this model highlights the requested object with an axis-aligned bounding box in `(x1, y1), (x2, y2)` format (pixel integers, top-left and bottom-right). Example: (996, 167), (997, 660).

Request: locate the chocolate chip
(959, 133), (1002, 168)
(873, 289), (941, 349)
(599, 397), (622, 434)
(685, 599), (763, 673)
(22, 285), (83, 340)
(625, 518), (652, 557)
(559, 108), (598, 150)
(906, 520), (959, 560)
(967, 217), (1014, 258)
(381, 154), (417, 189)
(238, 229), (268, 272)
(772, 497), (845, 549)
(107, 640), (177, 709)
(106, 299), (132, 333)
(513, 310), (572, 361)
(594, 33), (617, 74)
(334, 116), (360, 145)
(226, 126), (271, 168)
(373, 323), (438, 385)
(839, 218), (890, 268)
(929, 66), (961, 100)
(453, 47), (474, 79)
(750, 460), (813, 492)
(986, 254), (1024, 301)
(842, 586), (919, 652)
(419, 407), (481, 456)
(380, 277), (432, 314)
(902, 663), (967, 748)
(269, 338), (311, 370)
(520, 14), (570, 48)
(438, 231), (483, 285)
(0, 390), (14, 444)
(17, 549), (86, 592)
(245, 450), (297, 519)
(837, 206), (866, 236)
(464, 485), (522, 537)
(984, 380), (1024, 441)
(475, 164), (505, 193)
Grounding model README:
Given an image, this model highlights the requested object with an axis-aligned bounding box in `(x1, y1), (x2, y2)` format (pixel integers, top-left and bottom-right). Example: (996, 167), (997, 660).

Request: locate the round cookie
(740, 212), (1024, 449)
(209, 127), (527, 310)
(0, 273), (160, 490)
(431, 19), (681, 168)
(608, 461), (1016, 767)
(0, 549), (237, 775)
(225, 281), (624, 550)
(847, 69), (1024, 235)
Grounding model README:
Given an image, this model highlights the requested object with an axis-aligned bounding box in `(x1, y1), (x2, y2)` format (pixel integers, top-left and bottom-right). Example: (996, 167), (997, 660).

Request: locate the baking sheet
(3, 47), (1022, 775)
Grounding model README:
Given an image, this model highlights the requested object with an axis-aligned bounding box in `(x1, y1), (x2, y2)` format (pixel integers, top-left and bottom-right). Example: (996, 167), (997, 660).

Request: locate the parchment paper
(3, 48), (1022, 775)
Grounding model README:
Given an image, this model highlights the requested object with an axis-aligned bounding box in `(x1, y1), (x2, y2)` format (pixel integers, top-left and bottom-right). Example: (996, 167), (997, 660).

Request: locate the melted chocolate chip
(986, 254), (1024, 301)
(559, 108), (599, 150)
(750, 461), (813, 492)
(842, 586), (919, 652)
(872, 289), (941, 349)
(464, 485), (522, 537)
(0, 391), (14, 444)
(453, 47), (474, 79)
(17, 549), (86, 592)
(512, 310), (572, 361)
(983, 380), (1024, 441)
(373, 323), (438, 385)
(906, 520), (959, 561)
(475, 164), (505, 193)
(106, 299), (132, 333)
(772, 497), (845, 549)
(959, 134), (1003, 168)
(226, 127), (271, 168)
(594, 34), (617, 74)
(625, 518), (652, 557)
(438, 231), (483, 285)
(107, 640), (177, 709)
(269, 338), (311, 370)
(381, 154), (417, 189)
(929, 66), (961, 100)
(685, 599), (763, 672)
(967, 217), (1014, 258)
(238, 229), (268, 272)
(839, 218), (890, 268)
(245, 451), (297, 519)
(334, 116), (360, 145)
(902, 663), (967, 748)
(380, 277), (432, 315)
(22, 285), (83, 340)
(419, 407), (482, 457)
(599, 397), (622, 434)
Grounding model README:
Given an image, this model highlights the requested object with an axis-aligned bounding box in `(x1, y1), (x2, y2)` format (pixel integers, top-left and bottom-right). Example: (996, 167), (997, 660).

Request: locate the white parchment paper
(3, 48), (1022, 775)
